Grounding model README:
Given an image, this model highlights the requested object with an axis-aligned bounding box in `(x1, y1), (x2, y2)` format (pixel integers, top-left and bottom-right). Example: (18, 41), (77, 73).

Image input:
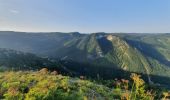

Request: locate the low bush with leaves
(0, 68), (168, 100)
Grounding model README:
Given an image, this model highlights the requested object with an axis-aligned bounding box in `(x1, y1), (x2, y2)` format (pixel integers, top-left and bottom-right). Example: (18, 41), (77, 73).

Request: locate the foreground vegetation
(0, 68), (169, 100)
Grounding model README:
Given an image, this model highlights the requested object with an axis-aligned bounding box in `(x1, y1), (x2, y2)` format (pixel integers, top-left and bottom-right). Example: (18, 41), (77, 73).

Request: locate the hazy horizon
(1, 30), (170, 34)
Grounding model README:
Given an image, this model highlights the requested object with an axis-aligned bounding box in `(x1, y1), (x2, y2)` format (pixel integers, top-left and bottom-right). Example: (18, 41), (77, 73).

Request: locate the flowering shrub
(0, 69), (168, 100)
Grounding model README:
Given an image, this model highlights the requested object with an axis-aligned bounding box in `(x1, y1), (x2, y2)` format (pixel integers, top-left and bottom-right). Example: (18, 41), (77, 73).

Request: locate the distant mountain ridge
(0, 31), (170, 85)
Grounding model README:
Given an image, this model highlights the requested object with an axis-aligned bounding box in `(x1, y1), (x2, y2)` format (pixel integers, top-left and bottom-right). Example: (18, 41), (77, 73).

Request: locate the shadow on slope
(125, 39), (170, 67)
(58, 60), (170, 88)
(97, 37), (113, 54)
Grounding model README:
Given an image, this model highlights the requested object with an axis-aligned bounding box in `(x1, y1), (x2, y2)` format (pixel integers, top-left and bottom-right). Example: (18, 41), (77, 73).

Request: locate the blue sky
(0, 0), (170, 33)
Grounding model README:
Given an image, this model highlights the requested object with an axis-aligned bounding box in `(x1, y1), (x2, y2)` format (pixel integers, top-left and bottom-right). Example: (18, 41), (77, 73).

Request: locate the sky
(0, 0), (170, 33)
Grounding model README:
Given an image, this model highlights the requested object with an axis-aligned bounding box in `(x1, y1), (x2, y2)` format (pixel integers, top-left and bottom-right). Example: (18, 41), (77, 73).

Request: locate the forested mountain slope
(0, 31), (170, 85)
(0, 48), (66, 73)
